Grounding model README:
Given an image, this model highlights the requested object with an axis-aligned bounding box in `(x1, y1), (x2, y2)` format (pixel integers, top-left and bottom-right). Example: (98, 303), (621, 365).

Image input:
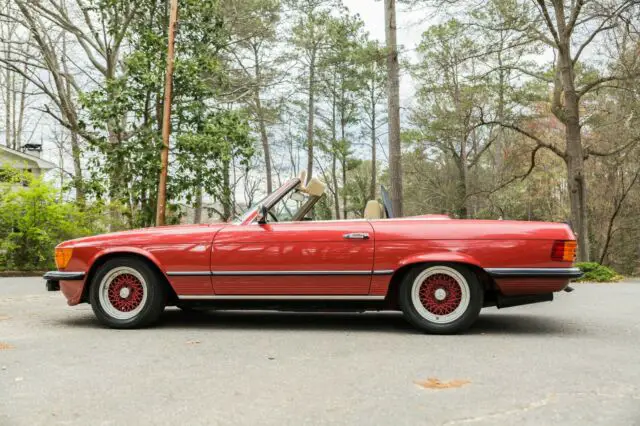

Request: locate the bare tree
(224, 0), (283, 194)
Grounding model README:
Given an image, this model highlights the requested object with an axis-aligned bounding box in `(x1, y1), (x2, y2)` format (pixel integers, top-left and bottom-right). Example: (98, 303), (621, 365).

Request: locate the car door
(211, 220), (375, 295)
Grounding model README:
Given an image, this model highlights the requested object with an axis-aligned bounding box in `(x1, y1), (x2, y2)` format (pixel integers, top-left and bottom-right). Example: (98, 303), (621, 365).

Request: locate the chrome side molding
(178, 295), (386, 301)
(167, 270), (395, 277)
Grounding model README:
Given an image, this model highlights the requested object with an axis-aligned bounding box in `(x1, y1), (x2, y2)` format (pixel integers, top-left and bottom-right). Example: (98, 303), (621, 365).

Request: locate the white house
(0, 144), (56, 179)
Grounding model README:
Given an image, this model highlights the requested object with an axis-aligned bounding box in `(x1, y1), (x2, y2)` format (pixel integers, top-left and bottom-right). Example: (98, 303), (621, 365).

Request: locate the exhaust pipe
(496, 293), (553, 309)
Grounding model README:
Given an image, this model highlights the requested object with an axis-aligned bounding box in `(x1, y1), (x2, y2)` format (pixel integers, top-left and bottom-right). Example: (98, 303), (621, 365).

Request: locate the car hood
(58, 223), (229, 248)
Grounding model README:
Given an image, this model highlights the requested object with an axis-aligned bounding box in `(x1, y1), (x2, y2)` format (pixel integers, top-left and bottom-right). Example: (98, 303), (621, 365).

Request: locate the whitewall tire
(399, 264), (483, 334)
(90, 258), (166, 329)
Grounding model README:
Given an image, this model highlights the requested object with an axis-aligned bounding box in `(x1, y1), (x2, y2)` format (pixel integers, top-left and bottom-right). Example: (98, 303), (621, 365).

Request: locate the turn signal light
(55, 248), (73, 269)
(551, 240), (577, 262)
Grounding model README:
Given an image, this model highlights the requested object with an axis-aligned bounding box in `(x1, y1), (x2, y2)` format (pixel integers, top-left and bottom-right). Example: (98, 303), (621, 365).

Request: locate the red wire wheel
(419, 273), (463, 316)
(107, 273), (145, 312)
(98, 267), (149, 320)
(410, 266), (470, 324)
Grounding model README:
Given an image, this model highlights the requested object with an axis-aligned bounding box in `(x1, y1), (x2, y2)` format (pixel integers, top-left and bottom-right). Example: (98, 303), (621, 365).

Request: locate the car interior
(256, 171), (395, 223)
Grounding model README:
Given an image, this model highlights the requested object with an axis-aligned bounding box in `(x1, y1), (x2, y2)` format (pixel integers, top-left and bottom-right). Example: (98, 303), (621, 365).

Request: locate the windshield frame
(235, 178), (301, 225)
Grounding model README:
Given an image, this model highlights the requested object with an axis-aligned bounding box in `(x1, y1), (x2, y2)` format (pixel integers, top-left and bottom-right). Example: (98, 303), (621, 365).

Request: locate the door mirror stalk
(256, 205), (268, 224)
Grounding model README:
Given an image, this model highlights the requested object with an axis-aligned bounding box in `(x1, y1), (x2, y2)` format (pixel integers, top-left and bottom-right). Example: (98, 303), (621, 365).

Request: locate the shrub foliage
(0, 168), (104, 271)
(575, 262), (623, 283)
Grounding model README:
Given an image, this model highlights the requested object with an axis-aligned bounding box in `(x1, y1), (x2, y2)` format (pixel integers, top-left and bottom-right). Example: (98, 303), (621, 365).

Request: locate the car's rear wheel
(89, 258), (166, 329)
(399, 264), (483, 334)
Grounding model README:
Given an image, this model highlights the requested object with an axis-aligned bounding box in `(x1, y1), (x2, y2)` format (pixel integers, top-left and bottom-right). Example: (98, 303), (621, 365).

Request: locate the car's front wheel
(89, 258), (166, 329)
(399, 264), (483, 334)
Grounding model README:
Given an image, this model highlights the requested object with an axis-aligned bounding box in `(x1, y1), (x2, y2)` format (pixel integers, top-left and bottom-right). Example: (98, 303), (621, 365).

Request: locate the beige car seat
(364, 200), (386, 220)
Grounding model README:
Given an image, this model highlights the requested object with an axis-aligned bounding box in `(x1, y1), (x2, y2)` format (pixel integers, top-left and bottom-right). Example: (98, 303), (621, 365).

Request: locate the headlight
(55, 248), (73, 269)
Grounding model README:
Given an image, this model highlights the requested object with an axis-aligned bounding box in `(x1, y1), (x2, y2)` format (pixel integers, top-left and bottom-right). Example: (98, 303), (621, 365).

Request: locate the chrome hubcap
(119, 287), (131, 298)
(434, 288), (447, 301)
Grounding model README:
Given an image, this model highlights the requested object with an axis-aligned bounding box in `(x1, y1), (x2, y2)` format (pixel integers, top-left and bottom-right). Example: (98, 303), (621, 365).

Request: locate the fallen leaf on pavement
(415, 378), (470, 389)
(0, 342), (14, 350)
(186, 340), (201, 345)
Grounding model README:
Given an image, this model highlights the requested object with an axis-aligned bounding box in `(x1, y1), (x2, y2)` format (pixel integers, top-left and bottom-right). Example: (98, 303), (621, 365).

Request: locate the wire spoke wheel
(411, 266), (471, 325)
(98, 266), (148, 320)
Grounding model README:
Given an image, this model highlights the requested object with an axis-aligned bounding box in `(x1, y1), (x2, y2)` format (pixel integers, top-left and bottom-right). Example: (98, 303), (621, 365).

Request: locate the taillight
(55, 248), (73, 269)
(551, 240), (577, 262)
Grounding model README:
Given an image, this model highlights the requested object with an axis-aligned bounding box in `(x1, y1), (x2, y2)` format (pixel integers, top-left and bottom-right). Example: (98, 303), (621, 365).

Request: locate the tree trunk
(222, 158), (232, 221)
(4, 46), (11, 148)
(253, 47), (272, 194)
(332, 154), (339, 219)
(384, 0), (403, 217)
(557, 44), (589, 261)
(61, 35), (84, 205)
(369, 84), (377, 201)
(331, 90), (340, 220)
(69, 131), (85, 205)
(10, 60), (17, 148)
(194, 186), (203, 224)
(255, 94), (272, 194)
(340, 107), (347, 219)
(306, 48), (317, 180)
(15, 64), (28, 147)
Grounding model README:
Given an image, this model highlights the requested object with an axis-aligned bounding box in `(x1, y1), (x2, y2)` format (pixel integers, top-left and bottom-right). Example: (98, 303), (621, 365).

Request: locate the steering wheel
(380, 185), (394, 219)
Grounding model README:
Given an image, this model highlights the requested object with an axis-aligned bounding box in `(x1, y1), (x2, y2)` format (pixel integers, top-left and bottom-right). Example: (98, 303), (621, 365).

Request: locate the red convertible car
(44, 175), (581, 334)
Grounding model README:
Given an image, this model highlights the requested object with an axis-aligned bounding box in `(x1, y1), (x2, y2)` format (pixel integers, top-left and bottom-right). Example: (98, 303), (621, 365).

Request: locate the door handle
(343, 232), (370, 240)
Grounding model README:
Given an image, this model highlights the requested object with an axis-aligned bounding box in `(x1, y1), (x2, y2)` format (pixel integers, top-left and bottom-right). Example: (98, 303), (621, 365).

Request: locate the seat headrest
(364, 200), (383, 220)
(303, 178), (325, 197)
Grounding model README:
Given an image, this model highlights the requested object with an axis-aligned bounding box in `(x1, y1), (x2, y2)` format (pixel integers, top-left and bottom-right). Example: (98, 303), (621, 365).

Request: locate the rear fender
(396, 252), (483, 269)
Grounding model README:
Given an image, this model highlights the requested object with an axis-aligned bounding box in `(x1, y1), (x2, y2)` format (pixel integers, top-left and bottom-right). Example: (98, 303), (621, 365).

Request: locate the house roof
(0, 145), (57, 170)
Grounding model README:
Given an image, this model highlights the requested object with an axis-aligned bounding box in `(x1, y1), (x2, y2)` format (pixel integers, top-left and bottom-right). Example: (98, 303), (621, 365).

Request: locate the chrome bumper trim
(42, 271), (86, 281)
(485, 267), (583, 279)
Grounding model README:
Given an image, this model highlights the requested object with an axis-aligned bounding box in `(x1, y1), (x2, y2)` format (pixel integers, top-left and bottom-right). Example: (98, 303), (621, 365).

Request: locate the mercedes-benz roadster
(44, 175), (582, 334)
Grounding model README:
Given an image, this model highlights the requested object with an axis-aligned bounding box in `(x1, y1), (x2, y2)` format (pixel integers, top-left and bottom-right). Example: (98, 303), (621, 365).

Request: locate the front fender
(87, 246), (166, 274)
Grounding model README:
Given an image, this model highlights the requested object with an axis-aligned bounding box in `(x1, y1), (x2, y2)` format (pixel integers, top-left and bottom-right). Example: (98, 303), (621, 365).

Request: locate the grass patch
(575, 262), (623, 283)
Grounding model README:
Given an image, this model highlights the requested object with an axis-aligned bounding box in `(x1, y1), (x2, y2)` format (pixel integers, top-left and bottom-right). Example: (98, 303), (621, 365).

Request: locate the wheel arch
(384, 260), (494, 309)
(81, 248), (177, 304)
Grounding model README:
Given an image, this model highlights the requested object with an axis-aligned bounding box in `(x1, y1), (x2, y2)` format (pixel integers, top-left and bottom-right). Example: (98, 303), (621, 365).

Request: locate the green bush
(575, 262), (623, 283)
(0, 167), (104, 271)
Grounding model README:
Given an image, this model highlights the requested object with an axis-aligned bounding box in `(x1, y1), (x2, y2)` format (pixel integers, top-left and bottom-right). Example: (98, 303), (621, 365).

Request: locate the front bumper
(43, 271), (86, 292)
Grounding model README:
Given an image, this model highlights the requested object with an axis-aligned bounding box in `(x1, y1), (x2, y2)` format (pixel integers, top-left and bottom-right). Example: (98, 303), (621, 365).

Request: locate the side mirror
(256, 204), (268, 224)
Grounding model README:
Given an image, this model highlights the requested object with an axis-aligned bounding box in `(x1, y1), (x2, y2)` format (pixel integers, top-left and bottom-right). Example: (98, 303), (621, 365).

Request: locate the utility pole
(156, 0), (179, 226)
(384, 0), (403, 217)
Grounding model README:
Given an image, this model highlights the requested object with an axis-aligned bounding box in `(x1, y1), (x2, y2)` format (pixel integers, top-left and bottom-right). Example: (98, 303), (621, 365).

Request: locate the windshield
(233, 194), (269, 224)
(233, 178), (325, 224)
(269, 189), (313, 222)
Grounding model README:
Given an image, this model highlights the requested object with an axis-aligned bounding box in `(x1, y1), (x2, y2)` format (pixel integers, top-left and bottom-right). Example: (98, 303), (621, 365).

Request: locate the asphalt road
(1, 277), (640, 426)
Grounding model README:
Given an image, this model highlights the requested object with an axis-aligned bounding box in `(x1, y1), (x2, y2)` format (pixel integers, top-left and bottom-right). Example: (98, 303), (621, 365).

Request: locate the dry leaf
(186, 340), (201, 345)
(0, 315), (10, 321)
(0, 342), (14, 350)
(415, 378), (470, 389)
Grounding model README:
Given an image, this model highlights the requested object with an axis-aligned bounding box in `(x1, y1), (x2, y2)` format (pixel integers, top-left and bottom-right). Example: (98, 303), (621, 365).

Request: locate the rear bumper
(486, 267), (582, 297)
(485, 267), (583, 279)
